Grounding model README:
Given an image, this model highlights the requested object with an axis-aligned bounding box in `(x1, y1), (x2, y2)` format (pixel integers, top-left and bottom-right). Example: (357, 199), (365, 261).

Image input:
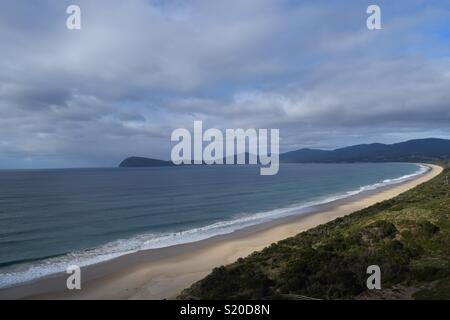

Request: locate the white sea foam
(0, 164), (429, 289)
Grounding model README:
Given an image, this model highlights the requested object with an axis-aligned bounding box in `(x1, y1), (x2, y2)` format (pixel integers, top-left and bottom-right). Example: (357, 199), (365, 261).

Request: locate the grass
(179, 165), (450, 300)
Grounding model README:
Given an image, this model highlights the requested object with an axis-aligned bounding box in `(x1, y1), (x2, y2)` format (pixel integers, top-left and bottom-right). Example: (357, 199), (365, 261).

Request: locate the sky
(0, 0), (450, 168)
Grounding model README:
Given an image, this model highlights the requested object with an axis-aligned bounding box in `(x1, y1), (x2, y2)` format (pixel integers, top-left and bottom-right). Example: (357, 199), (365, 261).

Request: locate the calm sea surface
(0, 163), (426, 287)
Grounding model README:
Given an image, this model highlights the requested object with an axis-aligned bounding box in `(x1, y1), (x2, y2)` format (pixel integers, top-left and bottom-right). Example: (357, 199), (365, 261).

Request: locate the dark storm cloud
(0, 0), (449, 168)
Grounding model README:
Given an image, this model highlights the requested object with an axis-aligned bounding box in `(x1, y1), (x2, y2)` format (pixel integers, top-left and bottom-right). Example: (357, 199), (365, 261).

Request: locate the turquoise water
(0, 163), (426, 287)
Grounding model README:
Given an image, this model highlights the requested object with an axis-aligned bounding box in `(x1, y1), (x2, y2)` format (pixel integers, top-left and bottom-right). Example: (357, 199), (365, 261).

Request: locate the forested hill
(281, 138), (450, 163)
(119, 138), (450, 167)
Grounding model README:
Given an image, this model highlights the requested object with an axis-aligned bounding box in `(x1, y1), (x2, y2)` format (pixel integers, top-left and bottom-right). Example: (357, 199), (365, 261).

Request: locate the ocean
(0, 163), (427, 288)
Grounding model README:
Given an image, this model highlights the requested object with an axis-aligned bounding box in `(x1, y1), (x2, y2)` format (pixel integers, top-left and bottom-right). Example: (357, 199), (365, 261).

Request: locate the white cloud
(0, 0), (449, 167)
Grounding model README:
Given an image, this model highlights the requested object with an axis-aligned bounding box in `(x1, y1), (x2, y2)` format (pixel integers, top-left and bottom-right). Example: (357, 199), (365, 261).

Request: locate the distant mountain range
(280, 138), (450, 163)
(119, 138), (450, 167)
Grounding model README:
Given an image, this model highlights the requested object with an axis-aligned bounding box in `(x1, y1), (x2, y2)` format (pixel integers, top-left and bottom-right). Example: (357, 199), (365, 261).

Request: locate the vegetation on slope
(179, 166), (450, 300)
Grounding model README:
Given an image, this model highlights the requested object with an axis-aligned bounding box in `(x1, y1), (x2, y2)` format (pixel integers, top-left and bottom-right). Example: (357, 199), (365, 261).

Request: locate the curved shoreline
(0, 163), (443, 299)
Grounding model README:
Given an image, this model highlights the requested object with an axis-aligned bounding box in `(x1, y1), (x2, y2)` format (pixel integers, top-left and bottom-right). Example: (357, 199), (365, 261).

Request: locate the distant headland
(119, 138), (450, 167)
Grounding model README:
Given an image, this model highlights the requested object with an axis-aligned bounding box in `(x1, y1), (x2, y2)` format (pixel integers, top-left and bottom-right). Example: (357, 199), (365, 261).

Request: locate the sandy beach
(0, 163), (442, 300)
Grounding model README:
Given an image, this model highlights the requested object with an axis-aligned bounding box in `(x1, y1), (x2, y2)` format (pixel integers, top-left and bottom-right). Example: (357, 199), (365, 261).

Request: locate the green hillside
(179, 165), (450, 300)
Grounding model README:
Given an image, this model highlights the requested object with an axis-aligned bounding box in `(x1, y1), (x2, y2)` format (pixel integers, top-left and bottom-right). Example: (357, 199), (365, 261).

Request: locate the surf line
(171, 121), (279, 175)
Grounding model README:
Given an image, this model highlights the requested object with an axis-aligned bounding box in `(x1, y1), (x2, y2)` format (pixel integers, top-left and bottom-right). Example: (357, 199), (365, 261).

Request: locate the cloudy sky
(0, 0), (449, 168)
